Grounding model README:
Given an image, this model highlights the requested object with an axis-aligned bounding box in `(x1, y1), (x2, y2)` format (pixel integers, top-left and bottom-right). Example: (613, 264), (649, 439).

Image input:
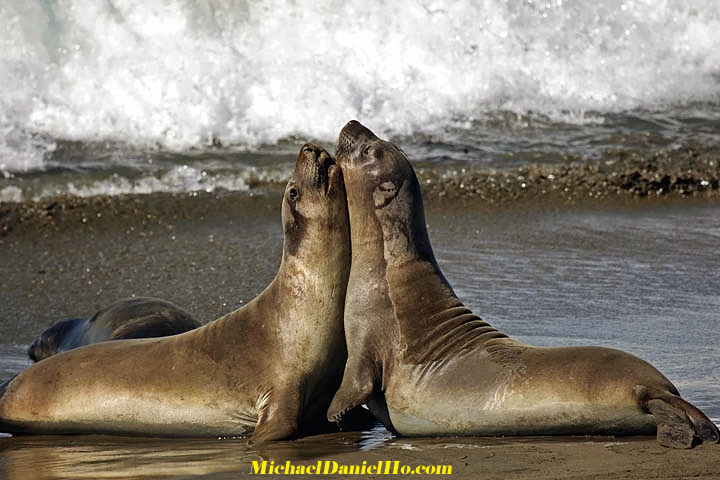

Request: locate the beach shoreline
(1, 154), (719, 479)
(2, 431), (719, 479)
(3, 145), (720, 237)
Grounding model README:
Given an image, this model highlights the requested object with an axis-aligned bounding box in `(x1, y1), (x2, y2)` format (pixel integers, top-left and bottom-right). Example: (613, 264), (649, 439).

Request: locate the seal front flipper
(251, 389), (301, 444)
(327, 360), (375, 423)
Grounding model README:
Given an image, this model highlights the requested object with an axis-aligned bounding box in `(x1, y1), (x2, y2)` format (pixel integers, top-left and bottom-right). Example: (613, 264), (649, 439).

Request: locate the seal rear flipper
(657, 394), (720, 446)
(637, 386), (720, 448)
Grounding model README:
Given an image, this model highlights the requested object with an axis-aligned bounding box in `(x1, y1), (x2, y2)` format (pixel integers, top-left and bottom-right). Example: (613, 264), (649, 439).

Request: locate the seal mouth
(326, 162), (340, 195)
(299, 143), (336, 195)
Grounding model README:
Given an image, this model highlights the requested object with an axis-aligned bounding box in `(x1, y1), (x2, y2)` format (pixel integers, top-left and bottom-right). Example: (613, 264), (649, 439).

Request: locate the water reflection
(0, 436), (252, 479)
(359, 423), (396, 451)
(0, 431), (374, 480)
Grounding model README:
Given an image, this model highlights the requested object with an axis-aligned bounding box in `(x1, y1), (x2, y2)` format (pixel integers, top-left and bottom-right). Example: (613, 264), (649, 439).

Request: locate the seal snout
(299, 143), (336, 194)
(342, 120), (373, 138)
(27, 317), (85, 362)
(27, 339), (44, 362)
(336, 120), (378, 165)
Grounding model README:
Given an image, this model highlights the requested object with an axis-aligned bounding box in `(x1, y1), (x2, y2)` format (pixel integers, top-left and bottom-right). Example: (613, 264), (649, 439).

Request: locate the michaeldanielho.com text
(251, 460), (452, 475)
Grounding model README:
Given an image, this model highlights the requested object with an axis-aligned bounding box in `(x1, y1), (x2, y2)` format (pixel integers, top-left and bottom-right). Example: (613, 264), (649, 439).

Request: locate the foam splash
(59, 166), (252, 198)
(1, 0), (719, 173)
(37, 164), (292, 201)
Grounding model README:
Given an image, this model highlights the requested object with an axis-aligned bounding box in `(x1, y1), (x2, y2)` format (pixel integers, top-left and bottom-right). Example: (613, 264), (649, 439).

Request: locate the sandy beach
(1, 157), (719, 479)
(254, 435), (720, 480)
(2, 432), (720, 479)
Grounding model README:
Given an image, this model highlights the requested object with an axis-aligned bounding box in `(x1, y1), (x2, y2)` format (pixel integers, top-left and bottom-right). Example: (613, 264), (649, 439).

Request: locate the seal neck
(386, 259), (507, 364)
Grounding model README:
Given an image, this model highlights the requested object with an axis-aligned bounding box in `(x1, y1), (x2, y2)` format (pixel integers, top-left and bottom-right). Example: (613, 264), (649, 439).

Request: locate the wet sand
(1, 158), (719, 478)
(2, 432), (720, 479)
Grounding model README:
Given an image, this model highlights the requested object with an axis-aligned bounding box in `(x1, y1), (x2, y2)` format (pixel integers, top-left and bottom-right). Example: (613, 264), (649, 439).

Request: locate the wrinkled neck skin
(344, 162), (509, 379)
(379, 174), (508, 365)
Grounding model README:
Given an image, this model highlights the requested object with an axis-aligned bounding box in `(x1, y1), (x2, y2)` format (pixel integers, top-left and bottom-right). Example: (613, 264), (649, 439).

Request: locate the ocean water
(1, 0), (719, 201)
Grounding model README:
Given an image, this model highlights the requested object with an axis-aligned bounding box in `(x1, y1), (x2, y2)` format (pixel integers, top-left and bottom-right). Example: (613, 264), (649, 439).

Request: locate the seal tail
(635, 385), (720, 448)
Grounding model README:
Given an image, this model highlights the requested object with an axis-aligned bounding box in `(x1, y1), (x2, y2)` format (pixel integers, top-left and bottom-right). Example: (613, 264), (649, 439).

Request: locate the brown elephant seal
(27, 297), (201, 362)
(327, 120), (719, 449)
(0, 144), (353, 442)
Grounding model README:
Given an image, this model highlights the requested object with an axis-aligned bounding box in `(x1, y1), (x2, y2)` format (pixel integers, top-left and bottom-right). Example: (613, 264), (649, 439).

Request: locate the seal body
(0, 144), (352, 442)
(27, 297), (201, 362)
(327, 120), (719, 449)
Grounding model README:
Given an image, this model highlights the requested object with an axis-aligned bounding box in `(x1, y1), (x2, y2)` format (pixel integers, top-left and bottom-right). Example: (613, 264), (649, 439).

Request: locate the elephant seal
(0, 144), (352, 442)
(27, 297), (201, 362)
(327, 120), (719, 449)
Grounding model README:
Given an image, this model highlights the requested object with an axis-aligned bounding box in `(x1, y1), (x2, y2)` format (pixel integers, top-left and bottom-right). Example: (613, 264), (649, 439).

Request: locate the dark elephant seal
(327, 120), (719, 449)
(27, 297), (201, 362)
(0, 144), (352, 442)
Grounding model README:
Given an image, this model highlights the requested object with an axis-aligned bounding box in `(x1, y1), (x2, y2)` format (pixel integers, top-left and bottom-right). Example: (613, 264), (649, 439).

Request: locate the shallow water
(0, 429), (649, 479)
(0, 198), (717, 478)
(428, 202), (720, 422)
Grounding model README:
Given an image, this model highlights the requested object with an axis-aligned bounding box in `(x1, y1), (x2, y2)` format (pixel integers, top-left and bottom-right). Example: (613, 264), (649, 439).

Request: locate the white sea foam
(1, 0), (719, 174)
(60, 168), (245, 198)
(21, 163), (293, 201)
(0, 186), (24, 203)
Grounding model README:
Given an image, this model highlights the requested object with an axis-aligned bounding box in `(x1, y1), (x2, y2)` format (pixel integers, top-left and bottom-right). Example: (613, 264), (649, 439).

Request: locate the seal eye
(361, 145), (371, 156)
(288, 187), (299, 202)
